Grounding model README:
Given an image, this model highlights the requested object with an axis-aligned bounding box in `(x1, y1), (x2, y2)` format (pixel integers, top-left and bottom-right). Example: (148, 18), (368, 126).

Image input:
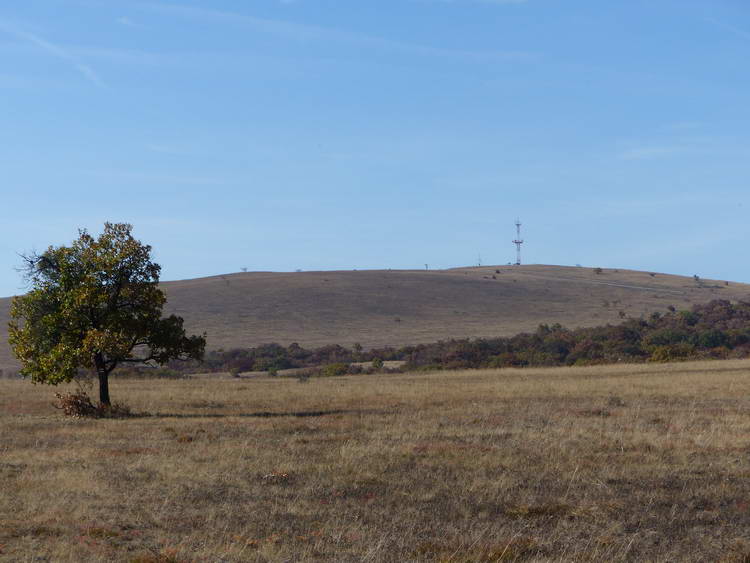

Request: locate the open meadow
(2, 360), (750, 562)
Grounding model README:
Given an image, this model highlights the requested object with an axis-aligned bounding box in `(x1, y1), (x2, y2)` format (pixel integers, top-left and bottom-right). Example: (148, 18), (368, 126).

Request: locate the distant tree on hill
(353, 342), (363, 361)
(9, 223), (206, 406)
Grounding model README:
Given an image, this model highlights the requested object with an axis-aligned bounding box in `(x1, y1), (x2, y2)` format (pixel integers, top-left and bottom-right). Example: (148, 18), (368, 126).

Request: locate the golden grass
(2, 359), (750, 561)
(2, 264), (748, 372)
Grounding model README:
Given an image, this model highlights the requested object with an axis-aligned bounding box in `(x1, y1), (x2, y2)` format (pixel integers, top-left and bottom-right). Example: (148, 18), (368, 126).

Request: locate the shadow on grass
(132, 408), (390, 419)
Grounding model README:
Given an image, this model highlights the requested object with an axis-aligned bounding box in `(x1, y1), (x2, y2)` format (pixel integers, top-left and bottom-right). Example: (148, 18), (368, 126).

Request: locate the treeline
(155, 300), (750, 375)
(404, 299), (750, 370)
(176, 342), (405, 375)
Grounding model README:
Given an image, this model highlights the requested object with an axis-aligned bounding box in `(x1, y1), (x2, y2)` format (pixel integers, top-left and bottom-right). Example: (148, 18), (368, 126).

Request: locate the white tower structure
(512, 219), (524, 266)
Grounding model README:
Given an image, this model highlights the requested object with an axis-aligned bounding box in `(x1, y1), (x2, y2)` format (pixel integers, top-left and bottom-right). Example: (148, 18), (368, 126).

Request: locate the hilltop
(1, 264), (748, 372)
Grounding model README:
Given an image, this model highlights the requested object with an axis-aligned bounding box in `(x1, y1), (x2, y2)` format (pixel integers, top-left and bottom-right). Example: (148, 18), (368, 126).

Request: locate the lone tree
(9, 223), (205, 406)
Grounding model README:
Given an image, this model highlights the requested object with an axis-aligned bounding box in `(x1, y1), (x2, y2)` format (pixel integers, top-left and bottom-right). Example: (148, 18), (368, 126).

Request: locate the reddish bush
(53, 391), (132, 419)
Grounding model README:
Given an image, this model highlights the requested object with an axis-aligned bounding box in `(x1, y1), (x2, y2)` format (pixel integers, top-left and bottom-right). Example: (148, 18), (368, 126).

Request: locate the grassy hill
(2, 264), (749, 372)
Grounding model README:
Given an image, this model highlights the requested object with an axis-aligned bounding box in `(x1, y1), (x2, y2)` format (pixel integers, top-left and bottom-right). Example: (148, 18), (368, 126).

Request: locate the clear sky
(2, 0), (749, 297)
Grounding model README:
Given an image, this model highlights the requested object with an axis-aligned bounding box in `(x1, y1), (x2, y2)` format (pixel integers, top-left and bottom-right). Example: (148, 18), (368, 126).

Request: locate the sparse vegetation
(164, 300), (750, 375)
(2, 265), (748, 375)
(2, 360), (750, 561)
(320, 362), (349, 377)
(52, 390), (133, 419)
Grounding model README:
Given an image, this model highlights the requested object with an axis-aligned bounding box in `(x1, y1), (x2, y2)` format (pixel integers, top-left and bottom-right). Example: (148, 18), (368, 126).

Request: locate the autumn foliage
(174, 300), (750, 374)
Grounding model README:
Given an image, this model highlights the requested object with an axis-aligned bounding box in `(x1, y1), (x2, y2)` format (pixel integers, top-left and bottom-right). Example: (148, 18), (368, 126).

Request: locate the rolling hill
(1, 264), (749, 373)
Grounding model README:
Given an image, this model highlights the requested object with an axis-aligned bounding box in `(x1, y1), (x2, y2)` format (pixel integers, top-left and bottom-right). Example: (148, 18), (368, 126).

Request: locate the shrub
(321, 363), (349, 377)
(644, 328), (689, 347)
(679, 311), (699, 326)
(53, 391), (132, 419)
(697, 329), (728, 349)
(53, 390), (98, 418)
(649, 343), (694, 363)
(372, 357), (384, 370)
(252, 358), (278, 372)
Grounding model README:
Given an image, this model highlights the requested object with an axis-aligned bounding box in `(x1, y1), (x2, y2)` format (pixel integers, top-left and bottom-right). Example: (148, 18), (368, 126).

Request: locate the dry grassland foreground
(2, 361), (750, 562)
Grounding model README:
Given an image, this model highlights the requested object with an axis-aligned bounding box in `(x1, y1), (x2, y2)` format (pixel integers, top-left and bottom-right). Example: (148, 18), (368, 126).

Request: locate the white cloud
(117, 16), (141, 28)
(664, 121), (703, 132)
(420, 0), (527, 3)
(617, 136), (733, 161)
(72, 46), (170, 67)
(0, 21), (103, 86)
(81, 169), (225, 186)
(619, 146), (687, 161)
(706, 18), (750, 41)
(136, 2), (534, 62)
(146, 144), (191, 156)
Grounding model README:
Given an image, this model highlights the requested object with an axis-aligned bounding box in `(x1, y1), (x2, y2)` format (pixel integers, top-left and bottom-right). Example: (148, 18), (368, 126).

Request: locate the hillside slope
(1, 265), (748, 372)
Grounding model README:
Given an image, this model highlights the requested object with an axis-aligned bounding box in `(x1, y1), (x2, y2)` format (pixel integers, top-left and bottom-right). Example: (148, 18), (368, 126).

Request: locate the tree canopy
(9, 222), (205, 405)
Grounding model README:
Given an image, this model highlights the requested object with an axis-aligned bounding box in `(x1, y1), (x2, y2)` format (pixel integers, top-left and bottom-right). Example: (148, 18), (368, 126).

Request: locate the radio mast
(512, 219), (524, 266)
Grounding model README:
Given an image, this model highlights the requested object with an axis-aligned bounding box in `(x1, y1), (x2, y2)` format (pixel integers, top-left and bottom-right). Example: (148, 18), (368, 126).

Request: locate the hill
(1, 264), (749, 372)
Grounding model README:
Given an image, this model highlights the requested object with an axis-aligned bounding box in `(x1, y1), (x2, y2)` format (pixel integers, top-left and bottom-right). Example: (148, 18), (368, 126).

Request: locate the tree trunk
(94, 353), (111, 406)
(98, 370), (111, 406)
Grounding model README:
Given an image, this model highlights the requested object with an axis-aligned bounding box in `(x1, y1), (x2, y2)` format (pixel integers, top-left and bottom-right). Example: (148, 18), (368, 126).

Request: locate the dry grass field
(2, 359), (750, 562)
(2, 265), (749, 373)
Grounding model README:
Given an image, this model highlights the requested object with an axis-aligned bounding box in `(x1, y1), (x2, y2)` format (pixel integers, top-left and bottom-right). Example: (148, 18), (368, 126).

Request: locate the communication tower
(512, 219), (524, 265)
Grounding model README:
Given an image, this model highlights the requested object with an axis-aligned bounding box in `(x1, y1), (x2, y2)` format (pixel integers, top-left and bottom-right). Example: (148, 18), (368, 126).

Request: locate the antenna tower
(512, 219), (524, 266)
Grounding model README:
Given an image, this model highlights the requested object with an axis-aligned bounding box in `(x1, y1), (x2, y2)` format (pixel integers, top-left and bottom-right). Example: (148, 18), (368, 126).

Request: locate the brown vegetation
(2, 265), (748, 374)
(171, 299), (750, 376)
(2, 359), (750, 561)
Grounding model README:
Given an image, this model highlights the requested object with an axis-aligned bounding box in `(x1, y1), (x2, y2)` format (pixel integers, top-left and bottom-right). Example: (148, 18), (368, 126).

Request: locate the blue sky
(1, 0), (750, 296)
